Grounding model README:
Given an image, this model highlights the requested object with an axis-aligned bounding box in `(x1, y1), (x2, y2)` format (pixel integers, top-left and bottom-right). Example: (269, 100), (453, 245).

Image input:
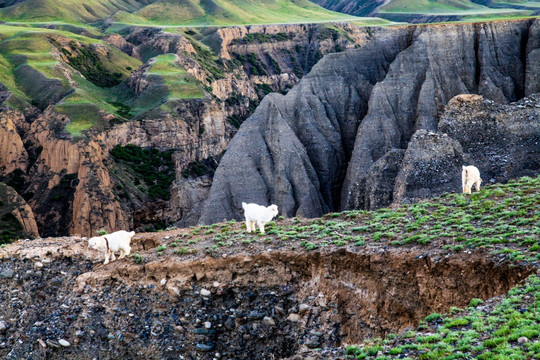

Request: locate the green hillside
(0, 24), (141, 137)
(309, 0), (537, 22)
(375, 0), (532, 19)
(124, 53), (205, 116)
(0, 0), (154, 24)
(0, 0), (367, 27)
(381, 0), (491, 13)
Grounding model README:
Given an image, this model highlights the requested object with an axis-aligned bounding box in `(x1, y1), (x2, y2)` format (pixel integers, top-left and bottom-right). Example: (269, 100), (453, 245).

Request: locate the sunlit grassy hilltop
(0, 0), (383, 27)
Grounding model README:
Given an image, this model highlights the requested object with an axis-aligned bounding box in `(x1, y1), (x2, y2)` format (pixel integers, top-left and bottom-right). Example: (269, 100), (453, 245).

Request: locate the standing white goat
(88, 230), (135, 264)
(462, 165), (482, 194)
(242, 202), (279, 234)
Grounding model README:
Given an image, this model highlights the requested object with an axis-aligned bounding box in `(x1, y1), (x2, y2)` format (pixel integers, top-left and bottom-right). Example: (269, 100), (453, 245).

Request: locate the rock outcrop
(392, 130), (464, 204)
(198, 19), (540, 224)
(198, 27), (414, 223)
(0, 182), (39, 240)
(439, 94), (540, 183)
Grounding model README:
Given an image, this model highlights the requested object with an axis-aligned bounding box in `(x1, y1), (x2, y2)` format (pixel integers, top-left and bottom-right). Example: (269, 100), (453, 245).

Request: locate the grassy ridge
(0, 0), (153, 24)
(377, 0), (533, 18)
(0, 0), (369, 27)
(148, 175), (540, 266)
(0, 24), (141, 136)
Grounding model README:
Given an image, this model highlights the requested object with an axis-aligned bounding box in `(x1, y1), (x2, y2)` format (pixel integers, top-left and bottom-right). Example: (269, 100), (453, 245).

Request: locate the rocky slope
(198, 19), (540, 224)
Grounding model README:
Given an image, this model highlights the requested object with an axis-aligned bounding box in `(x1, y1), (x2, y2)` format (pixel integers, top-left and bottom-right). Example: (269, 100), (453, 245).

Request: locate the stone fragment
(287, 313), (300, 322)
(299, 304), (311, 314)
(46, 340), (60, 348)
(0, 269), (14, 278)
(518, 336), (529, 344)
(58, 339), (70, 347)
(196, 343), (214, 352)
(262, 317), (275, 326)
(305, 336), (320, 348)
(200, 289), (211, 297)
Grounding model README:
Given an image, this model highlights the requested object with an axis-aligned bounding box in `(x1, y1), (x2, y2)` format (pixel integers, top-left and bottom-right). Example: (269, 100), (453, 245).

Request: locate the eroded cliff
(198, 19), (540, 224)
(0, 22), (370, 237)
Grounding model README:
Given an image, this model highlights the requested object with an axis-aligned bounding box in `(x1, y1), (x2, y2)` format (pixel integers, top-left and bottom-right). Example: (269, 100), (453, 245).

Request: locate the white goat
(242, 202), (279, 234)
(462, 165), (482, 194)
(88, 230), (135, 264)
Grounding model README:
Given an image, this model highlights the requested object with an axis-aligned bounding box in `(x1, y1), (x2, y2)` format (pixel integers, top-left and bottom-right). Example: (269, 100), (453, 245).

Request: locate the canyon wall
(198, 19), (540, 224)
(0, 23), (370, 237)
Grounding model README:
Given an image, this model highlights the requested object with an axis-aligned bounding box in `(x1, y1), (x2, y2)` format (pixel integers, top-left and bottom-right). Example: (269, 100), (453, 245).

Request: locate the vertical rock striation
(199, 19), (540, 224)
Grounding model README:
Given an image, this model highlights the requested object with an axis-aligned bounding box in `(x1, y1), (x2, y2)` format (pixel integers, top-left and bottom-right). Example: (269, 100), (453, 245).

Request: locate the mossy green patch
(146, 54), (204, 100)
(110, 144), (176, 201)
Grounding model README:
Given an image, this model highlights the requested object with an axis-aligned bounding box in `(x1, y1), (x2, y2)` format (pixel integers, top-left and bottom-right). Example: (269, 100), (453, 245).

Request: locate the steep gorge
(0, 23), (369, 237)
(198, 19), (540, 224)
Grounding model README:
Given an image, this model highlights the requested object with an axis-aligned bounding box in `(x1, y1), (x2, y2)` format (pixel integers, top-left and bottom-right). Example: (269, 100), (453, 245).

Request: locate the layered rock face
(439, 94), (540, 183)
(0, 23), (370, 237)
(199, 19), (540, 224)
(0, 182), (39, 240)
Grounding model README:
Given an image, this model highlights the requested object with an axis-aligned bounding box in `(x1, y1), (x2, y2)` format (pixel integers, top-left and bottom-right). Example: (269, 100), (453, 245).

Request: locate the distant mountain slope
(0, 0), (368, 26)
(0, 0), (155, 23)
(309, 0), (539, 22)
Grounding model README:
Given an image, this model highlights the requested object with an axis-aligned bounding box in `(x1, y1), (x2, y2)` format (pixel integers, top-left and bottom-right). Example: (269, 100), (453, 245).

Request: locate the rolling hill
(0, 0), (372, 27)
(309, 0), (540, 23)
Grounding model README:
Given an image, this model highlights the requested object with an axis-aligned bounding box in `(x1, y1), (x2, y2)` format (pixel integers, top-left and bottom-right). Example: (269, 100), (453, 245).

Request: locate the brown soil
(0, 233), (534, 359)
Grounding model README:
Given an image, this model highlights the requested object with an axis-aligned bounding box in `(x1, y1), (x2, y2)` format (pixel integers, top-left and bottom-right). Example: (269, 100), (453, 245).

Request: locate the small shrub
(133, 252), (144, 263)
(425, 313), (442, 322)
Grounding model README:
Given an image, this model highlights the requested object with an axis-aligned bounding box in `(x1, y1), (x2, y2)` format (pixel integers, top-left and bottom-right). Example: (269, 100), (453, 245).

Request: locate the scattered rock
(58, 339), (70, 347)
(518, 336), (529, 344)
(287, 313), (300, 322)
(196, 343), (215, 352)
(0, 269), (14, 279)
(262, 317), (275, 326)
(200, 289), (211, 297)
(46, 340), (60, 348)
(34, 262), (44, 269)
(299, 304), (311, 314)
(305, 336), (320, 348)
(224, 317), (236, 330)
(174, 325), (185, 334)
(204, 321), (212, 329)
(160, 278), (167, 286)
(0, 321), (7, 332)
(37, 339), (46, 348)
(248, 311), (264, 320)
